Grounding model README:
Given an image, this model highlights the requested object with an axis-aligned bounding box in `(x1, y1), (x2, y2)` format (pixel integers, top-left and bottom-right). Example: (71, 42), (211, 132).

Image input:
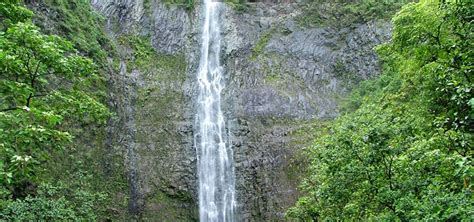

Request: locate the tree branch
(0, 106), (23, 112)
(33, 60), (41, 82)
(26, 93), (32, 107)
(31, 93), (49, 98)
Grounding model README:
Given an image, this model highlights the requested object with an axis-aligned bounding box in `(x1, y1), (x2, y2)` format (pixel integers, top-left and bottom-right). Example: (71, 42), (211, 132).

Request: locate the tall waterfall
(195, 0), (236, 221)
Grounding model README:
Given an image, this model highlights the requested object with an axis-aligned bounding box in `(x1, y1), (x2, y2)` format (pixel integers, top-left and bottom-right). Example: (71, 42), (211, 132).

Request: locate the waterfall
(195, 0), (236, 221)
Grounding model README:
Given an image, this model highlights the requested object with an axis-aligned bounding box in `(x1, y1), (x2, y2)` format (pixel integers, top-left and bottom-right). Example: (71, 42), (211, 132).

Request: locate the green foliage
(118, 35), (186, 75)
(0, 0), (110, 206)
(333, 59), (362, 89)
(288, 0), (473, 220)
(162, 0), (195, 10)
(29, 0), (113, 103)
(1, 177), (107, 221)
(36, 0), (113, 65)
(251, 30), (273, 60)
(224, 0), (248, 12)
(0, 0), (33, 30)
(298, 0), (414, 28)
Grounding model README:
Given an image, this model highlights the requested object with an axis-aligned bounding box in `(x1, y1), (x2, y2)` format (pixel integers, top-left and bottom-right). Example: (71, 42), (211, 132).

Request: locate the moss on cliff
(298, 0), (414, 28)
(26, 1), (130, 220)
(117, 34), (187, 112)
(162, 0), (195, 10)
(117, 35), (186, 77)
(224, 0), (248, 12)
(43, 124), (130, 220)
(251, 29), (274, 60)
(115, 33), (196, 220)
(332, 59), (362, 89)
(30, 0), (117, 102)
(33, 0), (115, 64)
(142, 190), (198, 221)
(286, 119), (328, 183)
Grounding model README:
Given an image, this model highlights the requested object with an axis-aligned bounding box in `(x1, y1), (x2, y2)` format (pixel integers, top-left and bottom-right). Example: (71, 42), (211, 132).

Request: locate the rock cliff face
(89, 0), (391, 220)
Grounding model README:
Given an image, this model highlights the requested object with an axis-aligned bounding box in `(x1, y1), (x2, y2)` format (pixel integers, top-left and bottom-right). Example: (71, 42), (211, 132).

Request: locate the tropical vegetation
(288, 0), (473, 220)
(0, 0), (111, 219)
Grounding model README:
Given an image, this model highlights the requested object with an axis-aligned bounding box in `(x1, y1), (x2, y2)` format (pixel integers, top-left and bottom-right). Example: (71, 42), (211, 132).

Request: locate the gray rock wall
(91, 0), (391, 220)
(91, 0), (199, 220)
(221, 3), (391, 221)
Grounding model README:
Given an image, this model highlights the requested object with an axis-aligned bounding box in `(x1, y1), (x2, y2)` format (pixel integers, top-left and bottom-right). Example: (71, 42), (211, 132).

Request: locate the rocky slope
(55, 0), (391, 220)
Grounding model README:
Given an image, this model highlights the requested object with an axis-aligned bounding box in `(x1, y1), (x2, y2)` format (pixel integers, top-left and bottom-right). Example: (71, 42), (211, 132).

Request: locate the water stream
(195, 0), (236, 221)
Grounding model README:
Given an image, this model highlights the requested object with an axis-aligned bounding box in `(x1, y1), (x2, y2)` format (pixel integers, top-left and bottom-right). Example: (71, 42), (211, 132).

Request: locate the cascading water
(195, 0), (236, 221)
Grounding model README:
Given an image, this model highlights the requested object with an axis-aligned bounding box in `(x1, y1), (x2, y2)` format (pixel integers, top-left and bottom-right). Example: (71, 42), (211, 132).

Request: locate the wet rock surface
(90, 0), (391, 220)
(221, 4), (390, 220)
(92, 0), (198, 220)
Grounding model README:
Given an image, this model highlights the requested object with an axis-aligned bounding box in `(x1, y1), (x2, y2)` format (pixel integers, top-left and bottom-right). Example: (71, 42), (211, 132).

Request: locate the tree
(0, 0), (33, 30)
(0, 2), (110, 200)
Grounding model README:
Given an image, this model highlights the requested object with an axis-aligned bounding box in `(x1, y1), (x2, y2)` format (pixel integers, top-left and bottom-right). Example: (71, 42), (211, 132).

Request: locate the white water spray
(195, 0), (236, 221)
